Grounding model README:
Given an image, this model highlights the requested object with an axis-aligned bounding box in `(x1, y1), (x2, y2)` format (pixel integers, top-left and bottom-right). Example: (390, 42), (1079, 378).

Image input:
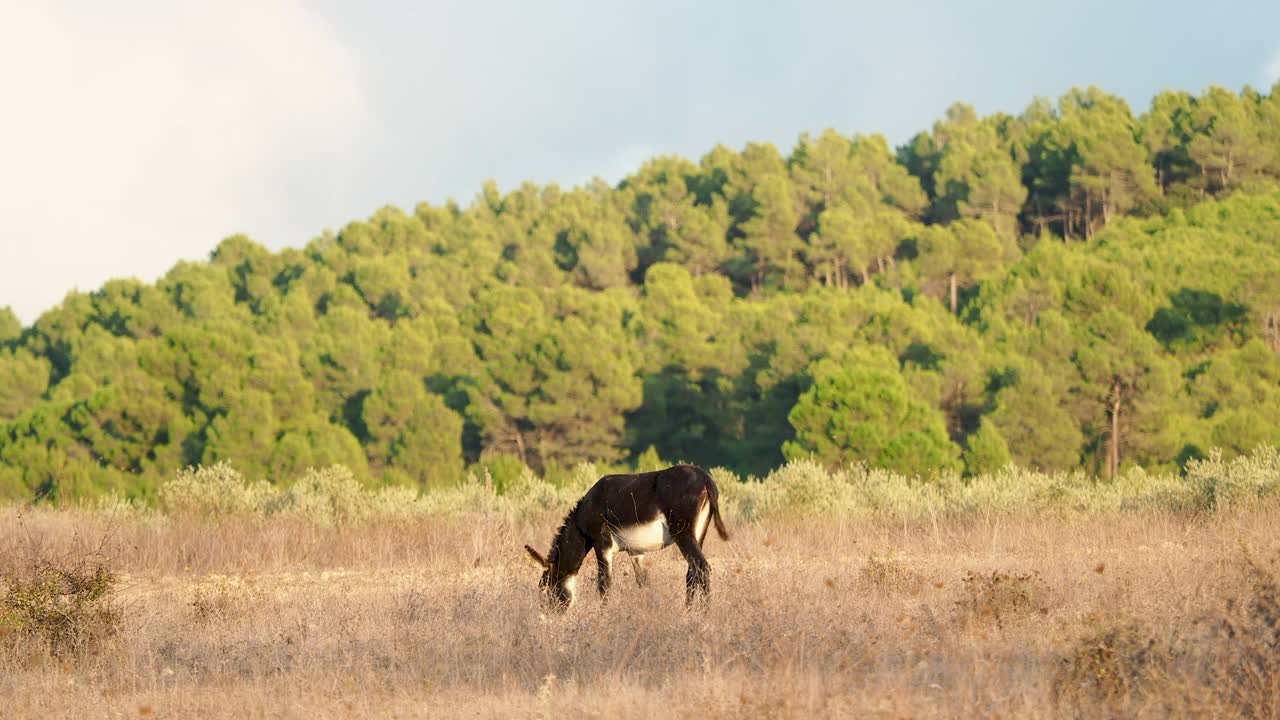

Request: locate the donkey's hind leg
(674, 533), (711, 606)
(630, 554), (648, 588)
(594, 543), (615, 599)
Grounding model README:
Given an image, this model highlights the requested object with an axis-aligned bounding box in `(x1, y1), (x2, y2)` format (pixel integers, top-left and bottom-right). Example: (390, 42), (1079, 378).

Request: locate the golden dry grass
(3, 505), (1280, 718)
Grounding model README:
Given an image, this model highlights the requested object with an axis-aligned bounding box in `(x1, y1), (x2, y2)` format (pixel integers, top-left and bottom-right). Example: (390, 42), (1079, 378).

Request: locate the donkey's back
(582, 464), (728, 549)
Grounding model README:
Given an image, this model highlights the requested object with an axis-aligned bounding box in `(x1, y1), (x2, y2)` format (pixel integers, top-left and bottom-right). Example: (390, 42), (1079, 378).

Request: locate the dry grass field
(4, 501), (1280, 719)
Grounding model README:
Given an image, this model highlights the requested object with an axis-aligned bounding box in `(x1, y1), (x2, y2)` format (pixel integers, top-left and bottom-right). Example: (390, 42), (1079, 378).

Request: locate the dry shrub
(1054, 621), (1170, 709)
(1198, 553), (1280, 717)
(0, 548), (120, 657)
(858, 553), (924, 594)
(955, 570), (1047, 627)
(1055, 552), (1280, 717)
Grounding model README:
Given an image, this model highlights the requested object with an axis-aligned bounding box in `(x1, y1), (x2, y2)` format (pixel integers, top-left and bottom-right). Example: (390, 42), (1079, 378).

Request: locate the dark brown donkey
(524, 464), (729, 609)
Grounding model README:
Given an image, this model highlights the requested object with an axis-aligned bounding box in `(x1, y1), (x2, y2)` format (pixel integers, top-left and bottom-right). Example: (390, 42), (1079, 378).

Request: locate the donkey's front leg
(594, 544), (615, 599)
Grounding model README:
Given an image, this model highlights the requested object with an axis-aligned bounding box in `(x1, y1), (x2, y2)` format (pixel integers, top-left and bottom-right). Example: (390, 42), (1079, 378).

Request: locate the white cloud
(1267, 48), (1280, 86)
(0, 1), (368, 323)
(3, 2), (1277, 326)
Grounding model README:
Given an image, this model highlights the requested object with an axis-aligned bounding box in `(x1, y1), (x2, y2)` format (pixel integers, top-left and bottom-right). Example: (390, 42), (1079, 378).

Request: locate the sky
(2, 1), (1279, 325)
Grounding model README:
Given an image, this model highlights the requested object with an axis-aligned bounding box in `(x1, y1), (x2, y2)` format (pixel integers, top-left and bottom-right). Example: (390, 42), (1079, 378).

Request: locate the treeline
(1, 84), (1279, 500)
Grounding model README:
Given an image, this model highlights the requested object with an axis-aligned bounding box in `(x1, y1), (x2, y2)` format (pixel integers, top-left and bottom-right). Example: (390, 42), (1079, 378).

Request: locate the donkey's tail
(708, 482), (730, 542)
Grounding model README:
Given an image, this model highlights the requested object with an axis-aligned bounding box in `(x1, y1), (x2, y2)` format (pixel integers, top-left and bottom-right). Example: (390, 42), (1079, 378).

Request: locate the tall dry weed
(3, 462), (1280, 718)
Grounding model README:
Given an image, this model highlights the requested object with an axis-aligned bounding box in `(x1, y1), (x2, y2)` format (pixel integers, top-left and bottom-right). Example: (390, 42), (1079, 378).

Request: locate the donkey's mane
(544, 499), (584, 569)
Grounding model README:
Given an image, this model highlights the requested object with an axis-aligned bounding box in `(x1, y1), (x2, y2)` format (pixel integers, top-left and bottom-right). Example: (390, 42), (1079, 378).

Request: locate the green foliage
(1187, 86), (1273, 195)
(988, 361), (1085, 472)
(465, 286), (642, 471)
(963, 421), (1012, 476)
(913, 103), (1028, 236)
(360, 371), (464, 489)
(739, 174), (804, 290)
(917, 219), (1015, 313)
(0, 307), (20, 344)
(2, 84), (1280, 500)
(0, 349), (50, 423)
(471, 452), (529, 495)
(1072, 308), (1180, 477)
(783, 351), (962, 477)
(634, 446), (666, 472)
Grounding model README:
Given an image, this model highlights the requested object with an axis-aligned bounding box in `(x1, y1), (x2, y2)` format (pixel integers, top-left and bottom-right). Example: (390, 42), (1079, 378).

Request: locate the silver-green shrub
(265, 466), (371, 526)
(147, 447), (1280, 525)
(159, 462), (273, 516)
(1187, 446), (1280, 511)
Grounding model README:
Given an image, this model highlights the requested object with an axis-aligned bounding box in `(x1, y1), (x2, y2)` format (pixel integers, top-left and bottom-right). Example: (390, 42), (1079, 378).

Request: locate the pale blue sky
(2, 1), (1278, 323)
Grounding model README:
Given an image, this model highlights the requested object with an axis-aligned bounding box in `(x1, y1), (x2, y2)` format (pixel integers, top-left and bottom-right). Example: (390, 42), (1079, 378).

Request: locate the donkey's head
(524, 544), (577, 610)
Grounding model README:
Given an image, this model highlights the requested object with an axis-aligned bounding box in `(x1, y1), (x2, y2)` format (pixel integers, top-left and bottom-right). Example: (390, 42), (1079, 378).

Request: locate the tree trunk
(1266, 308), (1280, 354)
(949, 272), (958, 315)
(1085, 194), (1092, 241)
(1107, 381), (1122, 480)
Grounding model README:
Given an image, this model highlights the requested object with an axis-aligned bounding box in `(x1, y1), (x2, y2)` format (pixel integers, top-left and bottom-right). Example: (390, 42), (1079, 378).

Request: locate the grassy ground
(3, 504), (1280, 718)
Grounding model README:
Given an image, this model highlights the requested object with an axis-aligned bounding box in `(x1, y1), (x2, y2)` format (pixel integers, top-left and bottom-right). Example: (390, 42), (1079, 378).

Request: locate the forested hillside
(2, 84), (1279, 501)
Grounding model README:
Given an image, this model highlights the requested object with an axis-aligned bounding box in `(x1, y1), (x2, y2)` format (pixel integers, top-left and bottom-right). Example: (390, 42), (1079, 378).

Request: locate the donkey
(524, 464), (729, 609)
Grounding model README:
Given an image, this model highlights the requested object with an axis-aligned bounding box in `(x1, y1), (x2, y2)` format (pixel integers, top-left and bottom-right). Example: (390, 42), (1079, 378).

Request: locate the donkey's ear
(524, 544), (548, 569)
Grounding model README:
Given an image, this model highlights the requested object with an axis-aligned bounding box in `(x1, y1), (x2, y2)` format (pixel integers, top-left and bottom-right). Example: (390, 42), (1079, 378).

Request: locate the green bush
(1187, 445), (1280, 511)
(137, 446), (1280, 525)
(266, 466), (372, 526)
(159, 462), (273, 515)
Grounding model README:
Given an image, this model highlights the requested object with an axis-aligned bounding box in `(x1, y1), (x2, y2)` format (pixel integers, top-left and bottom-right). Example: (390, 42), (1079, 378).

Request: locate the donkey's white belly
(613, 517), (671, 554)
